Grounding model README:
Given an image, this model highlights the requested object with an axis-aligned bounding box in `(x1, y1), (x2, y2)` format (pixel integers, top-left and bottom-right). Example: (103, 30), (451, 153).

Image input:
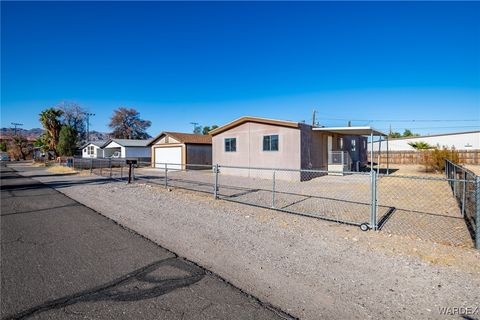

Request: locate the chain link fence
(445, 159), (479, 248)
(68, 157), (479, 249)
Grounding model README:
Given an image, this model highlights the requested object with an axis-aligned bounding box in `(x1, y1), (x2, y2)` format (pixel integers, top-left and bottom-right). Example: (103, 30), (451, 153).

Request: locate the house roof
(103, 139), (151, 148)
(209, 116), (300, 136)
(313, 126), (387, 136)
(148, 132), (212, 146)
(81, 140), (107, 148)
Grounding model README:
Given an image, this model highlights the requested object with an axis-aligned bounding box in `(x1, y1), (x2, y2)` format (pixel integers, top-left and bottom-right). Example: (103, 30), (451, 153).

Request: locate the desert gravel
(12, 163), (480, 320)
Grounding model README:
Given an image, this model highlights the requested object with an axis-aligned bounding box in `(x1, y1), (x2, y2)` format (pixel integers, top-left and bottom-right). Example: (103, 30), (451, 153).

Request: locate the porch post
(386, 136), (390, 175)
(370, 131), (374, 172)
(377, 135), (382, 175)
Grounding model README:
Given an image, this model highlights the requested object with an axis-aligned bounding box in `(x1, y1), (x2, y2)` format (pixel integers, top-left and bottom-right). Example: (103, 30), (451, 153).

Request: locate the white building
(368, 130), (480, 151)
(81, 140), (107, 158)
(102, 139), (152, 159)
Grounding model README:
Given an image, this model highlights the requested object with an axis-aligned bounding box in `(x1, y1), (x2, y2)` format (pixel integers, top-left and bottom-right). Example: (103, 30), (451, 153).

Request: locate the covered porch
(313, 126), (389, 174)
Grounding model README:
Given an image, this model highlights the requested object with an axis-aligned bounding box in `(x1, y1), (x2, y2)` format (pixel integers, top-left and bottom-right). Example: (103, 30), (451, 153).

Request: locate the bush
(57, 125), (77, 156)
(421, 147), (460, 172)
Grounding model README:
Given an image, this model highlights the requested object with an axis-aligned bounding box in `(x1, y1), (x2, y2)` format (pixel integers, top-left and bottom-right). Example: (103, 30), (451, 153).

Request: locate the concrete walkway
(0, 167), (288, 320)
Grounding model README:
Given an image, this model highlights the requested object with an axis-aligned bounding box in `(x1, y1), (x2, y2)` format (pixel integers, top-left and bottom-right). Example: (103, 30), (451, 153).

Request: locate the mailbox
(126, 159), (137, 165)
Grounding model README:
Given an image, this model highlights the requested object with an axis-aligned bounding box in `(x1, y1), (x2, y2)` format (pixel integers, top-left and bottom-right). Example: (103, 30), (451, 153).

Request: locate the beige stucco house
(148, 132), (212, 169)
(210, 117), (370, 179)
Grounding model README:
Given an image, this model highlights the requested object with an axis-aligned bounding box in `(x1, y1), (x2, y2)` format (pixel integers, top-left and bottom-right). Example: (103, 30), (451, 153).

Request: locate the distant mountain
(87, 130), (112, 141)
(0, 128), (44, 140)
(0, 127), (111, 142)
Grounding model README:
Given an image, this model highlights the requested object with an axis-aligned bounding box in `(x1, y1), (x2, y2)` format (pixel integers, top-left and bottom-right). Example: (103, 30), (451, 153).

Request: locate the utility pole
(190, 122), (200, 133)
(84, 113), (95, 142)
(312, 110), (316, 127)
(11, 122), (23, 135)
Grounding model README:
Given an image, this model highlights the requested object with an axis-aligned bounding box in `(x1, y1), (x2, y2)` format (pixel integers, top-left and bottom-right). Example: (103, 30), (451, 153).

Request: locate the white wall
(368, 131), (480, 151)
(82, 144), (103, 158)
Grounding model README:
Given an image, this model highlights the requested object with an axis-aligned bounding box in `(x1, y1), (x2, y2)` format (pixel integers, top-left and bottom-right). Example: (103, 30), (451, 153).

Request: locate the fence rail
(68, 158), (479, 249)
(445, 159), (479, 248)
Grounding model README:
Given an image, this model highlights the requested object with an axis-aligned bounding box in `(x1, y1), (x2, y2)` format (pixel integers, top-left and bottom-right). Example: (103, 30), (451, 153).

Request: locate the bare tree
(8, 135), (32, 160)
(57, 101), (87, 142)
(108, 107), (151, 139)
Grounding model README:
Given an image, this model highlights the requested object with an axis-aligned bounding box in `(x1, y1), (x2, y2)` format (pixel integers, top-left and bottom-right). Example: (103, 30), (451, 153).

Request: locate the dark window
(225, 138), (236, 152)
(351, 139), (356, 152)
(263, 135), (279, 151)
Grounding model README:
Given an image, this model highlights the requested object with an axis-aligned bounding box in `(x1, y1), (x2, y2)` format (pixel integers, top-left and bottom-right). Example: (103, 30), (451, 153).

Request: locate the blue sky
(1, 1), (479, 136)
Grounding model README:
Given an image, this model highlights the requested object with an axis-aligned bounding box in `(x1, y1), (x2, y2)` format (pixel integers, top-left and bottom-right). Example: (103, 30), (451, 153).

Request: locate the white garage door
(154, 147), (182, 170)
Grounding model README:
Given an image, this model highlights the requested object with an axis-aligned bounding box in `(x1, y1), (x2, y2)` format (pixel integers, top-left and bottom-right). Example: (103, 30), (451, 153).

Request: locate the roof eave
(312, 126), (387, 136)
(209, 116), (300, 136)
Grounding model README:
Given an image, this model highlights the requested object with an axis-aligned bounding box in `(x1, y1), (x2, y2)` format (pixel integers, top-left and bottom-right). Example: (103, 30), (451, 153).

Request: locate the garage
(148, 131), (212, 169)
(154, 146), (182, 169)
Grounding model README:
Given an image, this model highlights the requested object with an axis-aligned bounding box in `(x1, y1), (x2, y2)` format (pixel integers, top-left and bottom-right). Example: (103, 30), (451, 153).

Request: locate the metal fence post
(90, 158), (93, 174)
(370, 170), (377, 230)
(164, 163), (168, 188)
(462, 171), (466, 217)
(214, 164), (219, 199)
(120, 165), (123, 179)
(453, 165), (457, 196)
(272, 170), (276, 208)
(109, 159), (113, 178)
(476, 177), (480, 249)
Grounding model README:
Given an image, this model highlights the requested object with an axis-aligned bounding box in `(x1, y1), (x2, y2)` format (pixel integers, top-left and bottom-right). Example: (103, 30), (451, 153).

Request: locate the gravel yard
(11, 163), (480, 320)
(134, 166), (473, 247)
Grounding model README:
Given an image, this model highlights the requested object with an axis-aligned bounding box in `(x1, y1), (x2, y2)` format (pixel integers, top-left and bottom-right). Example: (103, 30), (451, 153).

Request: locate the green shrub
(421, 147), (460, 172)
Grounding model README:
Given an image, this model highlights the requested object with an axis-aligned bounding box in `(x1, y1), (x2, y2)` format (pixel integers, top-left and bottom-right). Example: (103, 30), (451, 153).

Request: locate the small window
(351, 139), (356, 152)
(338, 137), (344, 150)
(225, 138), (237, 152)
(263, 135), (279, 151)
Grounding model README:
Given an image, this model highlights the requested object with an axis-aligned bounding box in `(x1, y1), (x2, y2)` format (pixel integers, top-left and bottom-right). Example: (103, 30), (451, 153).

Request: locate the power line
(320, 118), (478, 123)
(11, 122), (23, 135)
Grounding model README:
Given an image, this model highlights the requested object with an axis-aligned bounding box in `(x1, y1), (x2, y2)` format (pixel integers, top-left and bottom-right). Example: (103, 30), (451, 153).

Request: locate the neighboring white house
(102, 139), (152, 159)
(368, 130), (480, 151)
(81, 141), (107, 158)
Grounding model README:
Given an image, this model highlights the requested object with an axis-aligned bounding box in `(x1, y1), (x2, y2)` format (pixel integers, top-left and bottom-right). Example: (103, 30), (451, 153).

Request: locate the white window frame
(225, 138), (237, 152)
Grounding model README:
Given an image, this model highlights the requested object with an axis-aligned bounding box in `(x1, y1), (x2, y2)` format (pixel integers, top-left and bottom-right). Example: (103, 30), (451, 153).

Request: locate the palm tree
(39, 108), (63, 155)
(408, 141), (434, 150)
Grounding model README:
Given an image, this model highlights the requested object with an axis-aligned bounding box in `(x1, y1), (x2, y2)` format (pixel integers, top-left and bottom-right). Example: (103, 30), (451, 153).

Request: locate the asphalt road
(0, 166), (288, 320)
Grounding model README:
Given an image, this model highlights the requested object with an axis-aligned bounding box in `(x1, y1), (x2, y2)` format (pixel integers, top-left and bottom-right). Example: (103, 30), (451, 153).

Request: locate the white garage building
(148, 132), (212, 169)
(368, 130), (480, 151)
(102, 139), (152, 159)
